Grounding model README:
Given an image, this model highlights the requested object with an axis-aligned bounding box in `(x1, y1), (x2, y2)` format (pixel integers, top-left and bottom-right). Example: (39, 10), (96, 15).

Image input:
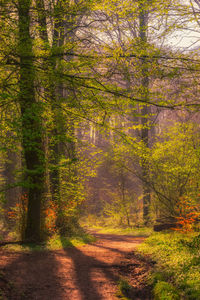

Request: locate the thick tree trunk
(36, 1), (77, 232)
(35, 0), (60, 208)
(35, 1), (67, 229)
(18, 0), (45, 242)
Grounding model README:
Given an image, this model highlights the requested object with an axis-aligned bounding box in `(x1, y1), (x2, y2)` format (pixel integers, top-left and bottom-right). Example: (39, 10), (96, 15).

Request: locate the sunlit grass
(95, 226), (152, 236)
(138, 232), (200, 299)
(82, 223), (152, 237)
(80, 215), (153, 236)
(1, 232), (96, 252)
(46, 233), (96, 250)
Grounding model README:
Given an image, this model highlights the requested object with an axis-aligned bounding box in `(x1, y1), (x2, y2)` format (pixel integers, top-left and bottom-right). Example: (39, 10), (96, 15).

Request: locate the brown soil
(0, 233), (152, 300)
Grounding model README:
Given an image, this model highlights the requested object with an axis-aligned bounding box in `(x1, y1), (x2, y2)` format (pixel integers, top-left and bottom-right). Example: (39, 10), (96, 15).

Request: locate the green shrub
(154, 281), (180, 300)
(150, 272), (166, 285)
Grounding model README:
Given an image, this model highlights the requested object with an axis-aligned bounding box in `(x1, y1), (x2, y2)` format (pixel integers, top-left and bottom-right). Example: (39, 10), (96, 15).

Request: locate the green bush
(154, 281), (180, 300)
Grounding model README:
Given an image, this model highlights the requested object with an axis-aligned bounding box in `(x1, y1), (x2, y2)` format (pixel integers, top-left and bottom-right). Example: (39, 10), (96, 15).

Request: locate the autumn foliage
(173, 196), (200, 232)
(8, 194), (58, 237)
(8, 193), (28, 235)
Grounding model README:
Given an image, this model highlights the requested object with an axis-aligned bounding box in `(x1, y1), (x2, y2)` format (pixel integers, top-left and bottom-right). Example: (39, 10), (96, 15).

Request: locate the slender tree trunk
(120, 169), (130, 227)
(3, 146), (21, 229)
(139, 1), (151, 225)
(18, 0), (45, 241)
(50, 18), (65, 224)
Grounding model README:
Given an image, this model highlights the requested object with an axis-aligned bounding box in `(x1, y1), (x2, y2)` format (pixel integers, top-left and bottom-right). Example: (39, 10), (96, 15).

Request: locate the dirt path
(0, 233), (152, 300)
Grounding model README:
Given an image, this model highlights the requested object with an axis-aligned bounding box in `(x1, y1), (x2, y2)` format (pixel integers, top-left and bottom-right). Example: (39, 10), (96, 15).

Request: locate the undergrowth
(138, 232), (200, 299)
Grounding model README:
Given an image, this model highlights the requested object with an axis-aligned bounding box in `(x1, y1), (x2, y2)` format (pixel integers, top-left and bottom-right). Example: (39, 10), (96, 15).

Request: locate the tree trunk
(36, 0), (78, 233)
(139, 1), (151, 225)
(18, 0), (45, 242)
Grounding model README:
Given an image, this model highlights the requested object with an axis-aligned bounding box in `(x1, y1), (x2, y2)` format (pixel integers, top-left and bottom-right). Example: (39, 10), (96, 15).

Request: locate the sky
(167, 0), (200, 51)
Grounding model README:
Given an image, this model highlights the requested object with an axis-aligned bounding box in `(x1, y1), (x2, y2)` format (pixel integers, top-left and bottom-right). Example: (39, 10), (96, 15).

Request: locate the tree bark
(35, 0), (78, 233)
(18, 0), (45, 242)
(139, 1), (151, 225)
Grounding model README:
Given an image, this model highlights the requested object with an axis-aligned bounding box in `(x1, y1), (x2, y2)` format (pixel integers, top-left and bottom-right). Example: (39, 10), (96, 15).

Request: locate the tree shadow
(89, 242), (131, 255)
(93, 233), (146, 242)
(0, 238), (120, 300)
(60, 239), (120, 300)
(0, 248), (65, 300)
(0, 234), (148, 300)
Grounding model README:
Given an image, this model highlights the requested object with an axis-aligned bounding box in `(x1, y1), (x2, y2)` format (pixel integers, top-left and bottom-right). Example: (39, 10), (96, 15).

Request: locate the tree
(1, 0), (200, 241)
(138, 0), (151, 224)
(149, 122), (200, 221)
(18, 0), (45, 241)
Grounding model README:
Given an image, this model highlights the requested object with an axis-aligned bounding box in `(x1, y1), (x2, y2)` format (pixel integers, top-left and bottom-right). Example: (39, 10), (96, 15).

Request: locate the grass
(46, 233), (96, 250)
(81, 215), (153, 236)
(153, 281), (180, 300)
(1, 232), (96, 251)
(91, 225), (152, 236)
(82, 223), (153, 237)
(137, 231), (200, 300)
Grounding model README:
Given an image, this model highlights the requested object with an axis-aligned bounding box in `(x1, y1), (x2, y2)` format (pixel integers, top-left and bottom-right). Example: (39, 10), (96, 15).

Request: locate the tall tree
(18, 0), (45, 241)
(139, 0), (151, 224)
(35, 0), (88, 234)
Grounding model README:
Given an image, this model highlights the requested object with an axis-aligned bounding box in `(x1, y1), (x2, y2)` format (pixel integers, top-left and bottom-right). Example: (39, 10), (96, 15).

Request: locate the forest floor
(0, 232), (152, 300)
